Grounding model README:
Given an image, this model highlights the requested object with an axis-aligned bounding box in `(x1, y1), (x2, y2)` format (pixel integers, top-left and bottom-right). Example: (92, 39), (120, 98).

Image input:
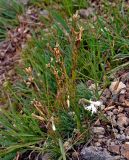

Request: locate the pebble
(125, 126), (129, 135)
(112, 116), (117, 127)
(120, 130), (124, 134)
(114, 156), (123, 160)
(119, 94), (125, 103)
(108, 144), (120, 154)
(125, 108), (129, 112)
(98, 135), (104, 138)
(92, 127), (105, 134)
(118, 106), (124, 113)
(120, 89), (126, 94)
(114, 129), (118, 133)
(100, 96), (107, 104)
(116, 134), (126, 141)
(120, 127), (125, 131)
(78, 7), (95, 19)
(102, 88), (111, 98)
(106, 139), (112, 146)
(117, 115), (128, 127)
(121, 143), (129, 159)
(107, 111), (113, 117)
(113, 109), (118, 114)
(0, 52), (5, 59)
(109, 81), (126, 94)
(95, 142), (101, 147)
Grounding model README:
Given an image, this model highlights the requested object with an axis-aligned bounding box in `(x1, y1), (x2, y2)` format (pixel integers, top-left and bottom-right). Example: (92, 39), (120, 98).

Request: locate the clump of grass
(0, 0), (24, 41)
(0, 12), (93, 159)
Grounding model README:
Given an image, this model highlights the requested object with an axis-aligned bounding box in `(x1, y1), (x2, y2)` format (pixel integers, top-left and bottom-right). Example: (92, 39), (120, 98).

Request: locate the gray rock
(78, 7), (95, 19)
(113, 109), (118, 114)
(107, 111), (113, 117)
(117, 115), (128, 127)
(92, 127), (105, 134)
(80, 146), (114, 160)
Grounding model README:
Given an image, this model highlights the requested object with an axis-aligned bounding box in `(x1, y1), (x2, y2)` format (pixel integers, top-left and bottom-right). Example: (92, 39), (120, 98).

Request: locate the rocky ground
(80, 71), (129, 160)
(0, 5), (45, 85)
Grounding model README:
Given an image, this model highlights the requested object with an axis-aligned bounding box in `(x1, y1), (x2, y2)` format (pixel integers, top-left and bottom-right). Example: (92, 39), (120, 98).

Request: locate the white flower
(84, 104), (97, 114)
(84, 100), (103, 114)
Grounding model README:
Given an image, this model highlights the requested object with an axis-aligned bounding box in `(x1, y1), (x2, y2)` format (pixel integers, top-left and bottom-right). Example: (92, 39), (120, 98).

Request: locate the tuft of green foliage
(0, 11), (93, 159)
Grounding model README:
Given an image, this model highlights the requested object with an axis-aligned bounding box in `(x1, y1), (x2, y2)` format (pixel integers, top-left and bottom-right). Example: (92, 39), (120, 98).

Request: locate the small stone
(117, 113), (125, 117)
(125, 108), (129, 112)
(7, 69), (15, 76)
(119, 94), (125, 103)
(100, 104), (105, 110)
(100, 96), (107, 104)
(118, 106), (124, 113)
(95, 142), (101, 147)
(117, 115), (128, 127)
(120, 134), (126, 141)
(125, 126), (129, 135)
(78, 7), (95, 19)
(110, 142), (115, 146)
(116, 134), (121, 140)
(109, 81), (126, 94)
(98, 135), (104, 138)
(114, 156), (122, 160)
(106, 139), (112, 146)
(102, 88), (111, 98)
(120, 127), (125, 131)
(80, 146), (114, 160)
(124, 100), (129, 107)
(112, 116), (117, 127)
(0, 52), (5, 59)
(72, 151), (79, 159)
(125, 92), (129, 98)
(92, 127), (105, 134)
(121, 143), (129, 159)
(113, 109), (118, 114)
(107, 111), (113, 117)
(120, 89), (126, 94)
(116, 134), (126, 141)
(108, 145), (120, 154)
(114, 129), (118, 133)
(120, 130), (124, 134)
(89, 83), (96, 90)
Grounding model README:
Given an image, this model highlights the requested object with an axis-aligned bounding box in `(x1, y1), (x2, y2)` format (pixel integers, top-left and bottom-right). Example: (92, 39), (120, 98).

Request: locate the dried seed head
(28, 76), (34, 82)
(73, 11), (79, 20)
(25, 67), (32, 74)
